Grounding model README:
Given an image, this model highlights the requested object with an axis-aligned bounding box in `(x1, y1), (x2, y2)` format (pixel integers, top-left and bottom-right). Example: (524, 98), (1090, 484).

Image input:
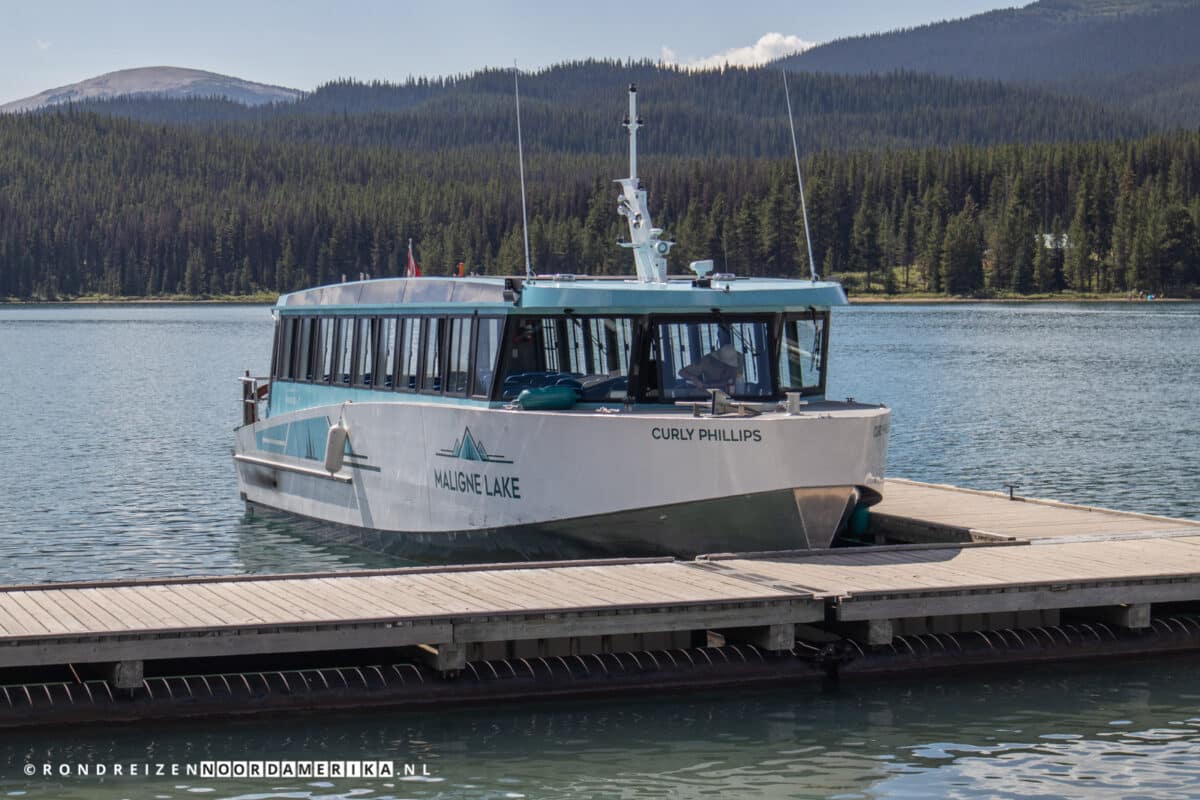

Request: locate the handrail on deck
(239, 372), (271, 426)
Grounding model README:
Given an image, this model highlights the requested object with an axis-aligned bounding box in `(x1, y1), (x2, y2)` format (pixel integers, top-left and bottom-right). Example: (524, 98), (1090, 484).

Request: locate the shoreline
(0, 294), (277, 306)
(847, 294), (1194, 304)
(2, 294), (1192, 306)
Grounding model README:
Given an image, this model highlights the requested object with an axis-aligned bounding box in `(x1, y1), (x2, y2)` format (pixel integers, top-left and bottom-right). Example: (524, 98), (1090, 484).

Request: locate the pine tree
(849, 198), (880, 291)
(941, 195), (984, 295)
(184, 246), (207, 296)
(1032, 233), (1052, 293)
(1065, 184), (1093, 291)
(1110, 167), (1137, 292)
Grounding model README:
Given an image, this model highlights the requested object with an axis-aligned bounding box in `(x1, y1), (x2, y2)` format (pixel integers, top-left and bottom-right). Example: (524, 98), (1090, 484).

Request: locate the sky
(1, 0), (1020, 103)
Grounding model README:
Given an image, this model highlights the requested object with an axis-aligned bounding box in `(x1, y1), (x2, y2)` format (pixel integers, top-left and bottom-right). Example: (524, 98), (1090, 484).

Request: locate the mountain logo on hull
(436, 427), (513, 464)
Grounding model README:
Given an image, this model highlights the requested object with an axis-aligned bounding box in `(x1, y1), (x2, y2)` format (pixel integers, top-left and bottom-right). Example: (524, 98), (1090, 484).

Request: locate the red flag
(406, 239), (421, 278)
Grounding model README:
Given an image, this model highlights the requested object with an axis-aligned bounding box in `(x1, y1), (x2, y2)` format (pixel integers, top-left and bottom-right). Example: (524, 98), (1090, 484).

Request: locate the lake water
(0, 301), (1198, 799)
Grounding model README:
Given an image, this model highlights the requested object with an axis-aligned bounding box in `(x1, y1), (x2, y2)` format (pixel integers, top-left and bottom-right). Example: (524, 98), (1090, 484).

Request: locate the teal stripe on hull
(255, 416), (333, 462)
(268, 381), (495, 417)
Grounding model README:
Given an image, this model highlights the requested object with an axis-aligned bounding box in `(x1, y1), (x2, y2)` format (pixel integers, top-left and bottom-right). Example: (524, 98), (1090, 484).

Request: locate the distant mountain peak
(1, 67), (303, 113)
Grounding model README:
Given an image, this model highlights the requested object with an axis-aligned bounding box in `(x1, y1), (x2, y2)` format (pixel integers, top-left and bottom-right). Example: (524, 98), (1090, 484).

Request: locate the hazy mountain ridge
(29, 62), (1151, 157)
(779, 0), (1200, 125)
(0, 67), (303, 113)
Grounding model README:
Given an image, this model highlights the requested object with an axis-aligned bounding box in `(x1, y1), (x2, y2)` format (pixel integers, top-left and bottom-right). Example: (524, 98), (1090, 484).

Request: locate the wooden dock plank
(309, 577), (409, 617)
(427, 572), (540, 611)
(131, 584), (222, 630)
(402, 574), (519, 615)
(49, 587), (133, 632)
(159, 584), (245, 627)
(382, 574), (503, 616)
(288, 578), (391, 623)
(457, 569), (592, 609)
(10, 591), (89, 635)
(470, 570), (611, 610)
(302, 575), (415, 618)
(530, 565), (656, 604)
(353, 575), (473, 617)
(562, 566), (699, 605)
(181, 582), (272, 627)
(230, 581), (327, 623)
(875, 479), (1200, 543)
(77, 587), (168, 632)
(161, 584), (254, 627)
(650, 562), (803, 599)
(0, 594), (52, 635)
(41, 589), (114, 633)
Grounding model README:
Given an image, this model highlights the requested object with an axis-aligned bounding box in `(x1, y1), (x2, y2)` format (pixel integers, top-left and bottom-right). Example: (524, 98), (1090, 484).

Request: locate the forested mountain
(58, 62), (1148, 156)
(3, 50), (1198, 302)
(3, 108), (1197, 300)
(780, 0), (1200, 127)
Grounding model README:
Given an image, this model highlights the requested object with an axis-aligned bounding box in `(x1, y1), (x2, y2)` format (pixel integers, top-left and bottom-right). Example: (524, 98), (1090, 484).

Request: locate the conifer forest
(2, 62), (1198, 299)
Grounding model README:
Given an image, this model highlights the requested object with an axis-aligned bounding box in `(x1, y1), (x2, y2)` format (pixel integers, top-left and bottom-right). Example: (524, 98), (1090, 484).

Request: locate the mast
(616, 84), (672, 283)
(515, 63), (533, 278)
(783, 70), (818, 281)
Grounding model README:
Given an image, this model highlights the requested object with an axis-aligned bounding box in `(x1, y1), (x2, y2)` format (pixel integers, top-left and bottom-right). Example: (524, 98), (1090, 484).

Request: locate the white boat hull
(233, 400), (890, 558)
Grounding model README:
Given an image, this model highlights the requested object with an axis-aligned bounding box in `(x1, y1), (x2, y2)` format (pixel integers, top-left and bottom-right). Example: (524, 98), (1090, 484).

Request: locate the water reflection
(234, 510), (402, 574)
(2, 658), (1199, 799)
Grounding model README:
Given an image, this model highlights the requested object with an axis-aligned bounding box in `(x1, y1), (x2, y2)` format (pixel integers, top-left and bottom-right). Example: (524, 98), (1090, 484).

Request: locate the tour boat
(232, 86), (890, 559)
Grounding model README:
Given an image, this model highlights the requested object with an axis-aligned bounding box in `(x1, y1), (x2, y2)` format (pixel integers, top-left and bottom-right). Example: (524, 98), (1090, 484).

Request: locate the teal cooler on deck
(516, 385), (578, 410)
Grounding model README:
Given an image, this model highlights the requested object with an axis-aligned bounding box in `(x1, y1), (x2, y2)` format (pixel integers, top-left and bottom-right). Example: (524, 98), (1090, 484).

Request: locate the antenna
(616, 84), (672, 283)
(625, 83), (641, 179)
(783, 70), (817, 281)
(514, 62), (532, 278)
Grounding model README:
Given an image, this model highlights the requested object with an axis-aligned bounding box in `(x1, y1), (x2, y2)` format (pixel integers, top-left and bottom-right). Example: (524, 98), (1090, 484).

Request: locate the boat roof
(275, 275), (848, 314)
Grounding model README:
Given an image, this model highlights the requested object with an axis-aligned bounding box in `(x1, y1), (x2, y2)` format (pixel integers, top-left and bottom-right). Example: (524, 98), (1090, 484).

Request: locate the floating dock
(4, 480), (1200, 727)
(872, 478), (1200, 544)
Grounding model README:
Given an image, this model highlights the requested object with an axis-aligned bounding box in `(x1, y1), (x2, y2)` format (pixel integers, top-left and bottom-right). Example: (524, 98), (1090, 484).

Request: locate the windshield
(778, 312), (827, 395)
(649, 319), (773, 401)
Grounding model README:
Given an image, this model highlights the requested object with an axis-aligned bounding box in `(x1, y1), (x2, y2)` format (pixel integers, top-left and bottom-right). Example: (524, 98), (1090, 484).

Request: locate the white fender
(324, 421), (348, 474)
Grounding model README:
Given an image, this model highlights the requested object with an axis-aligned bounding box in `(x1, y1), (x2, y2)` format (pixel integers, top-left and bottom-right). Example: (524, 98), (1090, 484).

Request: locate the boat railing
(239, 372), (270, 426)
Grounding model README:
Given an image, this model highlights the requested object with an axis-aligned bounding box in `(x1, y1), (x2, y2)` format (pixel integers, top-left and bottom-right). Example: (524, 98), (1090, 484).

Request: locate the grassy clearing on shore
(0, 292), (278, 305)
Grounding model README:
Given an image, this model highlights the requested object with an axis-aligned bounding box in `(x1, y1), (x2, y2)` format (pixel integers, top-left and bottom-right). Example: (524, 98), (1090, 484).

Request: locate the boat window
(316, 317), (336, 384)
(445, 318), (472, 396)
(276, 317), (296, 381)
(375, 317), (398, 389)
(540, 319), (562, 372)
(472, 317), (503, 398)
(651, 318), (773, 401)
(294, 317), (317, 382)
(566, 317), (633, 376)
(397, 317), (421, 391)
(420, 318), (443, 392)
(499, 315), (632, 402)
(779, 312), (827, 395)
(334, 318), (354, 385)
(353, 317), (376, 387)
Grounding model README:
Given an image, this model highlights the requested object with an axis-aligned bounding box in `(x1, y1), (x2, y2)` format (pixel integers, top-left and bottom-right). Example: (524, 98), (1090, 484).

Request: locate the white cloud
(661, 33), (815, 71)
(35, 39), (52, 51)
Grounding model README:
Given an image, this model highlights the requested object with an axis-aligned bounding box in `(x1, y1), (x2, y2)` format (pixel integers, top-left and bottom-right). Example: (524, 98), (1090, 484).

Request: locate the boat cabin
(266, 275), (843, 415)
